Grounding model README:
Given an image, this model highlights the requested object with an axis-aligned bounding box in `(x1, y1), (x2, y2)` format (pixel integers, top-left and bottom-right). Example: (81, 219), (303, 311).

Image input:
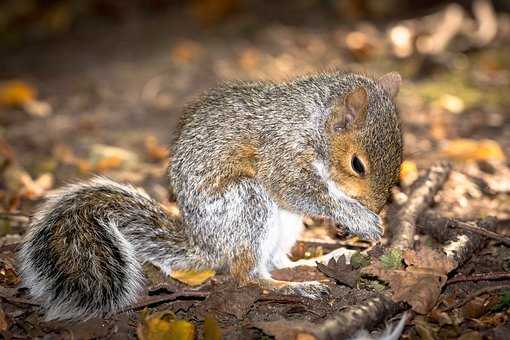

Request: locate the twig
(0, 293), (39, 306)
(122, 290), (209, 312)
(391, 161), (452, 249)
(254, 294), (405, 340)
(314, 294), (404, 340)
(443, 284), (510, 312)
(448, 272), (510, 284)
(418, 213), (496, 267)
(0, 212), (30, 224)
(454, 221), (510, 246)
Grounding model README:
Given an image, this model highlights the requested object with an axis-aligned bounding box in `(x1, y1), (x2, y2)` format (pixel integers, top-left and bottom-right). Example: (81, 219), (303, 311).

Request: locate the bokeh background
(0, 1), (510, 338)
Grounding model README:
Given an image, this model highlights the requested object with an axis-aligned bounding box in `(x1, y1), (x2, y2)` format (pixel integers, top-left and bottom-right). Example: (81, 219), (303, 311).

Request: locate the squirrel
(18, 71), (403, 321)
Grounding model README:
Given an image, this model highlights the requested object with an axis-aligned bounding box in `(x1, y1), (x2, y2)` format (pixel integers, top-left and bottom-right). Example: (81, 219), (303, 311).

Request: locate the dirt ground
(1, 1), (510, 339)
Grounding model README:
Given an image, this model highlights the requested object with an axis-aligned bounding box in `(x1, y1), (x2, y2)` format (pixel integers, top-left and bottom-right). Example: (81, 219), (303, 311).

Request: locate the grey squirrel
(19, 71), (403, 321)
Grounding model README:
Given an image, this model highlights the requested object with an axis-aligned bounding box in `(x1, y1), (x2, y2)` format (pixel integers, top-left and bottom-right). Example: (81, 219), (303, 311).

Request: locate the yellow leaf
(440, 139), (506, 162)
(170, 269), (215, 286)
(400, 160), (418, 185)
(204, 314), (222, 340)
(138, 311), (196, 340)
(0, 81), (36, 107)
(145, 136), (170, 161)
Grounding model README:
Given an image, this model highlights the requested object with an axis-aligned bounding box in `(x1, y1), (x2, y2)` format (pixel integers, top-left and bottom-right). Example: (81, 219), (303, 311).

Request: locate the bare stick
(122, 290), (209, 312)
(443, 284), (510, 312)
(314, 294), (404, 340)
(391, 162), (452, 249)
(418, 213), (496, 266)
(0, 212), (30, 224)
(448, 272), (510, 284)
(454, 221), (510, 246)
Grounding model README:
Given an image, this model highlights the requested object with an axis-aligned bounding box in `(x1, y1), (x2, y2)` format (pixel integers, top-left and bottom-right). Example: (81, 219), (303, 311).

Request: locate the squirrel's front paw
(340, 203), (383, 241)
(281, 281), (331, 300)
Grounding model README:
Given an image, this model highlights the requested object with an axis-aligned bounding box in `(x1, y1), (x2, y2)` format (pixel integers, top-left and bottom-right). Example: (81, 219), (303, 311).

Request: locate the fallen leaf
(316, 255), (359, 288)
(400, 160), (418, 186)
(350, 252), (371, 269)
(458, 331), (482, 340)
(0, 258), (21, 286)
(379, 248), (404, 269)
(362, 247), (456, 314)
(440, 139), (506, 162)
(170, 269), (215, 287)
(438, 94), (465, 113)
(0, 80), (36, 107)
(137, 310), (196, 340)
(3, 163), (53, 200)
(90, 144), (140, 172)
(170, 40), (204, 64)
(198, 283), (260, 320)
(145, 136), (169, 161)
(190, 0), (239, 26)
(0, 308), (8, 332)
(23, 99), (52, 117)
(203, 314), (222, 340)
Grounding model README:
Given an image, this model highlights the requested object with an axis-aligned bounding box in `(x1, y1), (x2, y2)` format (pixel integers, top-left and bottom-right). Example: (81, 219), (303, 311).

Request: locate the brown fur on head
(327, 72), (403, 213)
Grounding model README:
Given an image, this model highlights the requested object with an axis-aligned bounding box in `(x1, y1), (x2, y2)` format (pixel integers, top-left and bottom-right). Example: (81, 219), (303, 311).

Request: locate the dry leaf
(170, 269), (215, 286)
(145, 136), (169, 161)
(362, 247), (456, 314)
(400, 160), (418, 185)
(0, 258), (21, 286)
(137, 310), (195, 340)
(0, 308), (8, 332)
(316, 255), (359, 288)
(191, 0), (238, 26)
(90, 144), (139, 172)
(203, 314), (222, 340)
(0, 80), (36, 107)
(440, 139), (506, 162)
(170, 40), (203, 64)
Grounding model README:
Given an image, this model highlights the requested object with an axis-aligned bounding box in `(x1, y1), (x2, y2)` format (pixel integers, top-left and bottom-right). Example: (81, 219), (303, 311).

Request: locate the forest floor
(0, 1), (510, 339)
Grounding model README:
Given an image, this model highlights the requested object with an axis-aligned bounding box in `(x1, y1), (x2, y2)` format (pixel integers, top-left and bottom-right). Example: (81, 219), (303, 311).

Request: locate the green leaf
(380, 248), (404, 269)
(350, 252), (371, 269)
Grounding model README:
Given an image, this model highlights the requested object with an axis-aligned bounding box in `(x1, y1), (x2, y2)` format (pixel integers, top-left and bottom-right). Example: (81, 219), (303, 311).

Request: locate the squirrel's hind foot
(257, 278), (330, 300)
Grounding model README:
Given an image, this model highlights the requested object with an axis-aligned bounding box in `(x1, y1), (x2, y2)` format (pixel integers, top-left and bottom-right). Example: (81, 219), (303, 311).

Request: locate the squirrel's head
(327, 72), (403, 213)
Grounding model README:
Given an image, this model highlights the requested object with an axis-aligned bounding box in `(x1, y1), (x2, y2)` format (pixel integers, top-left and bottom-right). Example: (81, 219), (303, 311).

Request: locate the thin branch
(122, 290), (209, 312)
(454, 221), (510, 246)
(448, 272), (510, 284)
(391, 161), (452, 249)
(443, 284), (510, 312)
(418, 213), (496, 267)
(0, 212), (30, 224)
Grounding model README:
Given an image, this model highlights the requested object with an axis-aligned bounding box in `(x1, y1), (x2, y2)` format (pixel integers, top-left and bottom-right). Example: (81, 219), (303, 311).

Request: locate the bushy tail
(18, 177), (178, 321)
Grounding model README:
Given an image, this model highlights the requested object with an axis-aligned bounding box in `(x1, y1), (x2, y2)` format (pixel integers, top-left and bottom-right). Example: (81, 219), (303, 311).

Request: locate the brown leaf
(362, 247), (456, 314)
(199, 283), (260, 320)
(203, 314), (222, 340)
(403, 247), (457, 273)
(0, 308), (8, 332)
(316, 256), (359, 288)
(0, 258), (21, 286)
(145, 136), (170, 161)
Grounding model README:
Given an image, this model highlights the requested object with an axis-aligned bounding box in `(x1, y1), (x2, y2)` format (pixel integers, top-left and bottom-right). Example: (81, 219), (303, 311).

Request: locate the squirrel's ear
(332, 87), (368, 132)
(377, 72), (401, 99)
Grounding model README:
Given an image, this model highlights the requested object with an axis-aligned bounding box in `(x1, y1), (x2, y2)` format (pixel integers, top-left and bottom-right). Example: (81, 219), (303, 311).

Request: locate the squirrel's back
(19, 177), (166, 320)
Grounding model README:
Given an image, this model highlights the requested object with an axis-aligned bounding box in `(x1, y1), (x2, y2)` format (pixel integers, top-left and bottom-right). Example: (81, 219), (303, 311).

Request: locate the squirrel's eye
(351, 155), (366, 176)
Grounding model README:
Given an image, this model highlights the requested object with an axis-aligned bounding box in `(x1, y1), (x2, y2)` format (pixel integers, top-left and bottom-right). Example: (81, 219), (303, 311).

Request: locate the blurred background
(0, 1), (510, 338)
(0, 0), (509, 236)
